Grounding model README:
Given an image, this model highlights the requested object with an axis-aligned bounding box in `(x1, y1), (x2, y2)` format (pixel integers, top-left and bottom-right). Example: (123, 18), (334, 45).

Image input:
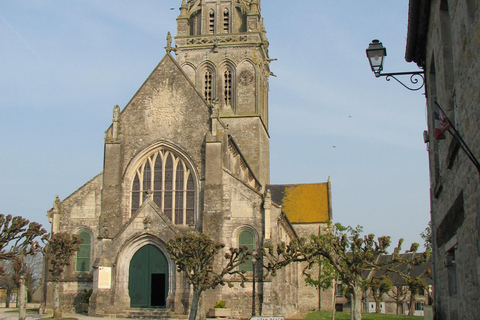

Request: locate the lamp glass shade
(366, 40), (387, 76)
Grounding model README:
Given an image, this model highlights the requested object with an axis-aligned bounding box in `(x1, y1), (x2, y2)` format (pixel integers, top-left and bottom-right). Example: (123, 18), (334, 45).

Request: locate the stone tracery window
(204, 70), (213, 103)
(131, 149), (196, 225)
(224, 69), (232, 107)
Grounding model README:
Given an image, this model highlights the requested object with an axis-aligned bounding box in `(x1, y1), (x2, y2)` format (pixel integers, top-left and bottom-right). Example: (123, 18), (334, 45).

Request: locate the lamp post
(252, 255), (256, 317)
(366, 39), (425, 91)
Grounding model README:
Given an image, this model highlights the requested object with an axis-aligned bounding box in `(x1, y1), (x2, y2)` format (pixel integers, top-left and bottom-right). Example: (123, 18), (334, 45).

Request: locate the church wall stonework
(46, 1), (331, 318)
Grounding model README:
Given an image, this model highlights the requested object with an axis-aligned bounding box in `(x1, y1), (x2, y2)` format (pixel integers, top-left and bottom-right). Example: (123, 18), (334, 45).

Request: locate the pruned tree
(366, 275), (392, 313)
(0, 214), (47, 320)
(0, 214), (47, 260)
(43, 232), (83, 319)
(0, 260), (16, 308)
(385, 244), (431, 316)
(261, 223), (420, 320)
(302, 256), (338, 320)
(166, 233), (252, 320)
(386, 285), (408, 315)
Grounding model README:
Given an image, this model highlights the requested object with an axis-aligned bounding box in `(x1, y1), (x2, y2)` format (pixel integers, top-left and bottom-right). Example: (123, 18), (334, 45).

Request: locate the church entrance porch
(129, 244), (169, 308)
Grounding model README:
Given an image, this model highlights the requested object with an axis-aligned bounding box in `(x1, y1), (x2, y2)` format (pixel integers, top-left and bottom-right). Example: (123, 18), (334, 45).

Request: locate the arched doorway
(128, 245), (168, 308)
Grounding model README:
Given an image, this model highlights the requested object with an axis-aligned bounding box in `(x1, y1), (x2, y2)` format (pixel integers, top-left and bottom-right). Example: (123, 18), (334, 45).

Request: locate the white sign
(250, 317), (284, 320)
(98, 266), (112, 289)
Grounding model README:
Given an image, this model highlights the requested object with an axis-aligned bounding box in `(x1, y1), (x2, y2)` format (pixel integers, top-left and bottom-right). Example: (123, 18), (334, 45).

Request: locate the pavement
(0, 308), (127, 320)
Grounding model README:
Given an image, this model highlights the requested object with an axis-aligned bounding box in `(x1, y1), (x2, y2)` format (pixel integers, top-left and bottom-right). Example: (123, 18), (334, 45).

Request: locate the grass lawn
(302, 311), (422, 320)
(5, 308), (41, 314)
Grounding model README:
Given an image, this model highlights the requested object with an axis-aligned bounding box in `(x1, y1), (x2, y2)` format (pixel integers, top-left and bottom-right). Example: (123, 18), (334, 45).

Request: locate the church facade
(46, 1), (332, 318)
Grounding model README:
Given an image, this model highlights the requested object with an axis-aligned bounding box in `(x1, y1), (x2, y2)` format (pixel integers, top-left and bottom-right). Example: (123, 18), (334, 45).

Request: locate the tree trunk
(331, 291), (336, 320)
(350, 284), (363, 320)
(374, 296), (381, 313)
(53, 280), (61, 319)
(189, 288), (201, 320)
(6, 287), (11, 308)
(18, 274), (26, 320)
(408, 293), (415, 316)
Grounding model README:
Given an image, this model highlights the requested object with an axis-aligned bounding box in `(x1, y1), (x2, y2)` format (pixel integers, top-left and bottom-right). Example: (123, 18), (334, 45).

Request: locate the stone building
(45, 0), (333, 318)
(405, 0), (480, 318)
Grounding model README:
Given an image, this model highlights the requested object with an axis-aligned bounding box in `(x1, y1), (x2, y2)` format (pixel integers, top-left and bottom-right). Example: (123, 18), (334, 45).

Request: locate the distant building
(334, 253), (432, 316)
(44, 0), (333, 318)
(405, 0), (480, 319)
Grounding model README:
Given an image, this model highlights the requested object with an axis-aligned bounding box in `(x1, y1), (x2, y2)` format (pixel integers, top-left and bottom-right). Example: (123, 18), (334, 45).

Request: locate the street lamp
(252, 254), (256, 317)
(366, 39), (425, 91)
(366, 39), (387, 77)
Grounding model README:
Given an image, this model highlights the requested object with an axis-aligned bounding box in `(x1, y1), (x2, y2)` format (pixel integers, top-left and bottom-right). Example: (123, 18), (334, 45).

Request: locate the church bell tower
(175, 0), (271, 186)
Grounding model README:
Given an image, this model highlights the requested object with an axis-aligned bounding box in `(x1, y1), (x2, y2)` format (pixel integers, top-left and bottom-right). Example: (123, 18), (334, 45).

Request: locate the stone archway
(129, 244), (168, 308)
(115, 235), (175, 309)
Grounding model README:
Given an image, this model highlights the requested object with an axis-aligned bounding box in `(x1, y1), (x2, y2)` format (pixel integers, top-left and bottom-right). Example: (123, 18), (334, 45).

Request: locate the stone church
(45, 0), (333, 318)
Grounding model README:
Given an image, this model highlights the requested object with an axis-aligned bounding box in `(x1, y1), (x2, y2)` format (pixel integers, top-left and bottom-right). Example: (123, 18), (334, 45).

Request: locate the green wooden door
(129, 245), (169, 308)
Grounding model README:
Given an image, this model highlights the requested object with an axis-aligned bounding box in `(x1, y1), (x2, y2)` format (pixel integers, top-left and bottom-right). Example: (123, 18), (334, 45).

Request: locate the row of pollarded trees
(0, 213), (83, 320)
(261, 222), (431, 320)
(166, 222), (431, 320)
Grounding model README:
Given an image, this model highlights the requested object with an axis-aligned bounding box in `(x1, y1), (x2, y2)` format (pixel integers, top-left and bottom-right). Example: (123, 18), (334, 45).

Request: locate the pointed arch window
(223, 8), (230, 33)
(76, 231), (91, 272)
(131, 149), (197, 225)
(209, 9), (216, 34)
(190, 10), (202, 35)
(238, 230), (255, 272)
(224, 69), (232, 108)
(204, 70), (213, 103)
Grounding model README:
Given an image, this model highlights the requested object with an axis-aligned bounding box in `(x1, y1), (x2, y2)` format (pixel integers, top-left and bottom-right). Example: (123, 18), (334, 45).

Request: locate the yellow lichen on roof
(282, 183), (329, 223)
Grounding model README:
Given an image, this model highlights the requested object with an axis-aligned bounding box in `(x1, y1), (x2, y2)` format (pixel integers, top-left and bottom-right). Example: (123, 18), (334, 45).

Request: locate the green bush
(214, 300), (226, 308)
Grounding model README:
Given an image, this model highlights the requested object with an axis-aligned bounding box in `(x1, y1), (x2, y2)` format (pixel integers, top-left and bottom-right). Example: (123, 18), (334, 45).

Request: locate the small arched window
(224, 69), (232, 108)
(223, 8), (230, 33)
(190, 10), (201, 35)
(209, 9), (216, 34)
(131, 148), (196, 225)
(238, 230), (255, 272)
(76, 231), (91, 272)
(204, 70), (213, 103)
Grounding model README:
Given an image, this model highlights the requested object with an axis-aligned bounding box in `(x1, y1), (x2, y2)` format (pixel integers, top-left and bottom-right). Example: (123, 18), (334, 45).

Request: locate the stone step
(121, 308), (188, 319)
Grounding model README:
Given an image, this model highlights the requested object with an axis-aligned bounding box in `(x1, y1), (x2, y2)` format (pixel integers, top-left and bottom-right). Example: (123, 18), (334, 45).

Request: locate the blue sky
(0, 1), (430, 250)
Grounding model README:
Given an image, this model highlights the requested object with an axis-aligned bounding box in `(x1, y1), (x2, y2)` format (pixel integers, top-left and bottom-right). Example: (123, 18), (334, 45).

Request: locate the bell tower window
(224, 70), (232, 107)
(209, 9), (216, 34)
(204, 70), (213, 103)
(130, 149), (197, 226)
(223, 8), (230, 33)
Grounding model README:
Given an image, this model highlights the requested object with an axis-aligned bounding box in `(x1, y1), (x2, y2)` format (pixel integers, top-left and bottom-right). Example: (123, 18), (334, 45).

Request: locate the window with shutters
(223, 8), (230, 33)
(209, 9), (215, 34)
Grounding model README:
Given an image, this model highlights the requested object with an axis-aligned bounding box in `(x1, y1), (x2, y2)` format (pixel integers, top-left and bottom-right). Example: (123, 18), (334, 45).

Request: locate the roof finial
(165, 32), (176, 53)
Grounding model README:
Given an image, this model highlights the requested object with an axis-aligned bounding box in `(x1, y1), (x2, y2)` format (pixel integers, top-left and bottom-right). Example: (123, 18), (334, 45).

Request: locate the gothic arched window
(131, 149), (196, 225)
(238, 230), (256, 272)
(190, 10), (201, 35)
(224, 69), (232, 108)
(223, 8), (230, 33)
(209, 9), (216, 34)
(76, 231), (91, 272)
(204, 70), (213, 103)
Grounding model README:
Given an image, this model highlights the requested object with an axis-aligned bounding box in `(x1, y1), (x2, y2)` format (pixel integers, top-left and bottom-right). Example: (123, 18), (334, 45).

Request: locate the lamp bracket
(378, 71), (425, 91)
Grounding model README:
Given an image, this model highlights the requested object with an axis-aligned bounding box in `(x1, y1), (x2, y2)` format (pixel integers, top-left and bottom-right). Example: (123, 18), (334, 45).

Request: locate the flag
(434, 102), (451, 140)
